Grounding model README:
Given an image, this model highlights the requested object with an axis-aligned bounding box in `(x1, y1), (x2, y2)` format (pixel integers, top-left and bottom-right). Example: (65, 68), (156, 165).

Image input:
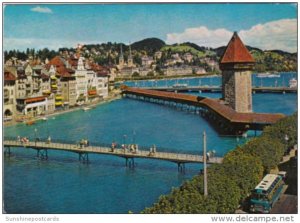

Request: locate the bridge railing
(4, 136), (211, 157)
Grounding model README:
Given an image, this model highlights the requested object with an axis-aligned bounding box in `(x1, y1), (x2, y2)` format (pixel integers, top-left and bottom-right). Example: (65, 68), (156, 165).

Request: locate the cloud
(166, 19), (297, 52)
(3, 38), (102, 51)
(30, 6), (53, 14)
(166, 26), (233, 48)
(239, 19), (297, 53)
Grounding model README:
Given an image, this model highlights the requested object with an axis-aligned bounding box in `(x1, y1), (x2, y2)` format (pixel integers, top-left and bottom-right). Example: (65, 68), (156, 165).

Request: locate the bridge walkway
(3, 139), (223, 165)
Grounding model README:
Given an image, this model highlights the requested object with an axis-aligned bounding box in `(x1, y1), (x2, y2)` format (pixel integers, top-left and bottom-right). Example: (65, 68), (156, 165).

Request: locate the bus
(250, 174), (285, 213)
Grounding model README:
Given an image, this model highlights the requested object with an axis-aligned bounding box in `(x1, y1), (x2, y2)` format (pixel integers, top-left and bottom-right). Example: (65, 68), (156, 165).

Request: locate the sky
(3, 3), (298, 52)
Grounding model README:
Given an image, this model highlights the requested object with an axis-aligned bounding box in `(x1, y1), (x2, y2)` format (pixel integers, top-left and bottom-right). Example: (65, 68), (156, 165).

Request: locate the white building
(75, 57), (88, 104)
(142, 56), (154, 68)
(96, 72), (109, 99)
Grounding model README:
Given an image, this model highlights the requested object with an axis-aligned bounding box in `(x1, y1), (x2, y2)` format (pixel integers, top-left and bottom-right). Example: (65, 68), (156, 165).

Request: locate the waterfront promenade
(4, 93), (122, 127)
(3, 138), (223, 166)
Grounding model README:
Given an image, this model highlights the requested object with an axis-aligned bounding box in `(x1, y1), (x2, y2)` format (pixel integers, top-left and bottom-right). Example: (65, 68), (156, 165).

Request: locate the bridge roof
(122, 86), (285, 125)
(201, 98), (284, 124)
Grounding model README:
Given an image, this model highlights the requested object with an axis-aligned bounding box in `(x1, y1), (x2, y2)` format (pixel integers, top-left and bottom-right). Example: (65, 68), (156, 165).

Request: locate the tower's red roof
(220, 32), (255, 64)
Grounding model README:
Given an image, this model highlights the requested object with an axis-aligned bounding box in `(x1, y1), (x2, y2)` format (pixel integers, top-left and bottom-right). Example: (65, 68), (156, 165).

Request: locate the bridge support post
(177, 163), (185, 173)
(125, 157), (135, 168)
(36, 148), (48, 160)
(78, 152), (89, 163)
(4, 146), (11, 156)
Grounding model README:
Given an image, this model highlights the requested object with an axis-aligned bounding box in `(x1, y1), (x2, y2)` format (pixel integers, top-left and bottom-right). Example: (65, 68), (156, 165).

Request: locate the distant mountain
(131, 38), (166, 53)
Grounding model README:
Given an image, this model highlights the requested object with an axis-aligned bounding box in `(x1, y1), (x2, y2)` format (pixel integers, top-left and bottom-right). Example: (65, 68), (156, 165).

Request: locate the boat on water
(257, 72), (280, 78)
(82, 107), (91, 111)
(172, 83), (188, 88)
(25, 120), (35, 125)
(4, 116), (13, 122)
(289, 78), (297, 88)
(42, 117), (48, 121)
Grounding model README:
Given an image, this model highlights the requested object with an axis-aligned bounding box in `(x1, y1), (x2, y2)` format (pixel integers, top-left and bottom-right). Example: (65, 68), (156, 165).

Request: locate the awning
(25, 96), (46, 104)
(55, 101), (63, 106)
(88, 89), (97, 95)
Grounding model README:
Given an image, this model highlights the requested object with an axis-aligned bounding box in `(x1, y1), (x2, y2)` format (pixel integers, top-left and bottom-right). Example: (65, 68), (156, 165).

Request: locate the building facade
(4, 71), (16, 121)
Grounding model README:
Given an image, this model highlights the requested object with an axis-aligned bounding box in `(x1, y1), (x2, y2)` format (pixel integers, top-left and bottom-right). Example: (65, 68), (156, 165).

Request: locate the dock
(3, 139), (223, 171)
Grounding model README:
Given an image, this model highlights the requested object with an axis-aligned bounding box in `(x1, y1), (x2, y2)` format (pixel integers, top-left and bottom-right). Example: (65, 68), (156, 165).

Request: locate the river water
(3, 73), (297, 213)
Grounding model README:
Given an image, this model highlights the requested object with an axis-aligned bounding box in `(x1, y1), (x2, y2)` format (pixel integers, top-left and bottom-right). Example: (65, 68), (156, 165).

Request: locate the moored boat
(172, 83), (188, 88)
(82, 107), (91, 111)
(289, 78), (297, 88)
(25, 120), (35, 125)
(257, 72), (280, 78)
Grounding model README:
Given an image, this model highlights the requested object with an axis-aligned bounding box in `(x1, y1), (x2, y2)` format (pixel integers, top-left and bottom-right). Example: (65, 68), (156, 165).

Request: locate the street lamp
(34, 128), (37, 146)
(284, 134), (289, 142)
(285, 134), (289, 152)
(133, 130), (136, 145)
(123, 134), (127, 145)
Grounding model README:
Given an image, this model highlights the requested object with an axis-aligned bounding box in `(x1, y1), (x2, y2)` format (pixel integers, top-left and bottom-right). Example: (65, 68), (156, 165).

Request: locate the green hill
(131, 38), (165, 54)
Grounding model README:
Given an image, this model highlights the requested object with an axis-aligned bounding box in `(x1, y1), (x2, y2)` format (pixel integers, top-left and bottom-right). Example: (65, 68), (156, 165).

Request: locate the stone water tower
(220, 32), (255, 113)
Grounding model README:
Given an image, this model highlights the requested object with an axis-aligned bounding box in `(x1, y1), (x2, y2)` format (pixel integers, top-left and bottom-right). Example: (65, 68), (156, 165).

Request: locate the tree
(241, 137), (285, 173)
(222, 147), (264, 199)
(132, 72), (140, 77)
(147, 71), (154, 77)
(262, 113), (297, 152)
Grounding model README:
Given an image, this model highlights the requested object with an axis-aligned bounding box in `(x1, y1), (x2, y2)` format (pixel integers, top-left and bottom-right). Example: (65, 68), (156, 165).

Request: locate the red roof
(4, 71), (16, 81)
(220, 32), (255, 64)
(47, 56), (65, 67)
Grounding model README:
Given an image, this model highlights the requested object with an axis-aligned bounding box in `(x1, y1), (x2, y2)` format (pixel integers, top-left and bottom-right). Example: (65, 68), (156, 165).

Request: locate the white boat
(82, 107), (91, 111)
(289, 78), (297, 88)
(257, 72), (280, 78)
(4, 116), (12, 122)
(172, 83), (188, 88)
(42, 117), (48, 121)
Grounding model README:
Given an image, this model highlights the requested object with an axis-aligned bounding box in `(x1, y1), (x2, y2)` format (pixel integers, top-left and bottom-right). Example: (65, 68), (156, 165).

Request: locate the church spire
(129, 43), (132, 59)
(119, 44), (124, 68)
(120, 44), (124, 59)
(128, 42), (133, 67)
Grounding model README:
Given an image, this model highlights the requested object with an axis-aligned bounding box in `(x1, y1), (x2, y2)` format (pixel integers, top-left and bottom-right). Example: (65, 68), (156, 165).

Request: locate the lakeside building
(162, 66), (193, 76)
(75, 57), (88, 104)
(141, 55), (154, 68)
(4, 71), (16, 122)
(3, 53), (109, 121)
